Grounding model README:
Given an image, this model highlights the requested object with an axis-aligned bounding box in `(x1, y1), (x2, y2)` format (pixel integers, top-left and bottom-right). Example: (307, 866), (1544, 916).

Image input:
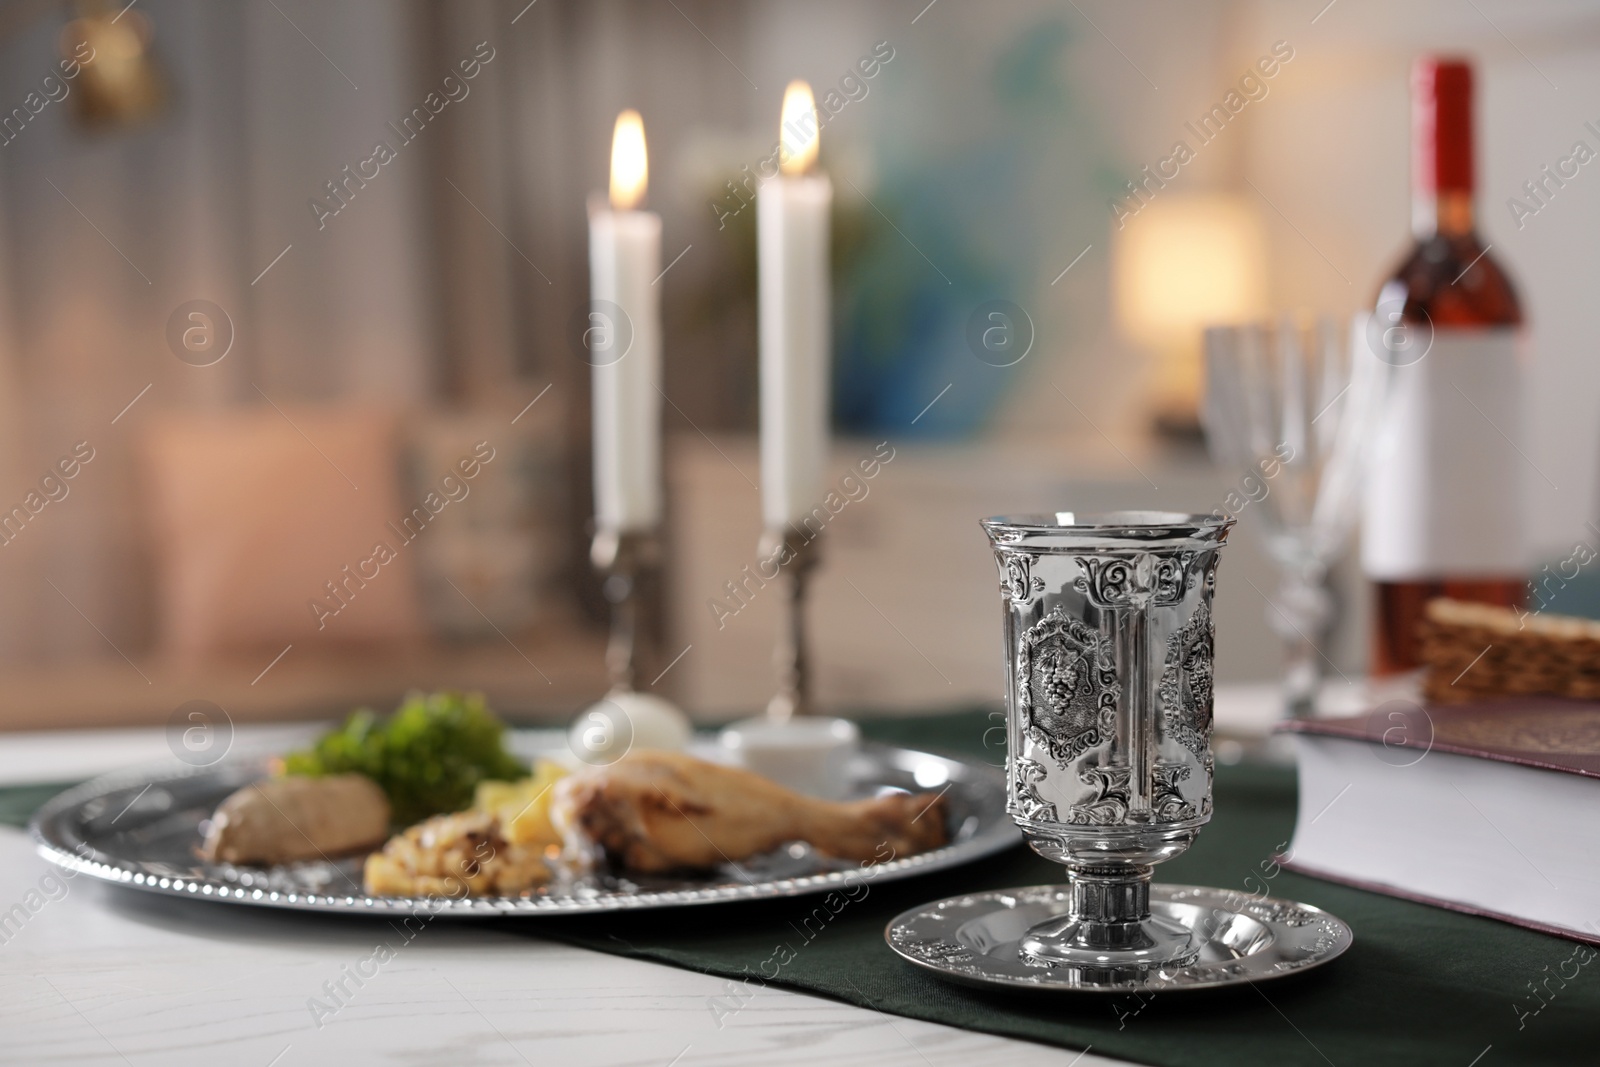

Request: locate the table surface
(0, 684), (1364, 1066)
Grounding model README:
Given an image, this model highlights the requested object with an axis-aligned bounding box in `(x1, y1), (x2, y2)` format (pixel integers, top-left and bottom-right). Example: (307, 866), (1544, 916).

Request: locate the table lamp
(1113, 192), (1267, 439)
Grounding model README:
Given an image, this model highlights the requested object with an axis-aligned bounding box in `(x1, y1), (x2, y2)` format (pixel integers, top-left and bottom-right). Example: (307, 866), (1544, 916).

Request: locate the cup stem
(1071, 863), (1153, 924)
(1019, 863), (1197, 966)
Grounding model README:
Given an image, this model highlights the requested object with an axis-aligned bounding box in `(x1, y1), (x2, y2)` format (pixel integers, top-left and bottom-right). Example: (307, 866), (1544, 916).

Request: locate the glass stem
(1270, 560), (1332, 720)
(1282, 626), (1320, 720)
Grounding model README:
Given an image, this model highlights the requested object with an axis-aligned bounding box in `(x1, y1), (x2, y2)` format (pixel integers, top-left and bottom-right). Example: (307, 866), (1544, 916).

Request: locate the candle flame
(609, 109), (648, 210)
(778, 81), (819, 176)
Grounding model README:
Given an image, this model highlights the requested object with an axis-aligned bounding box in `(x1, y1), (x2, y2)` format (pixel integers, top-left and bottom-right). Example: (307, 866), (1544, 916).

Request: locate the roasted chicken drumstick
(549, 750), (949, 872)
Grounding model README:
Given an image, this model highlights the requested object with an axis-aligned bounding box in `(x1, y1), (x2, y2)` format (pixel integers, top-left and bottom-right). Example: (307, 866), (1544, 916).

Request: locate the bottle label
(1362, 327), (1525, 578)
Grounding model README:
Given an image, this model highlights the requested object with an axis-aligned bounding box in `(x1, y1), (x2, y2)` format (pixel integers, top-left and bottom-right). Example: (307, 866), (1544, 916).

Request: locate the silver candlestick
(759, 527), (821, 722)
(570, 526), (691, 767)
(590, 526), (661, 692)
(717, 529), (861, 799)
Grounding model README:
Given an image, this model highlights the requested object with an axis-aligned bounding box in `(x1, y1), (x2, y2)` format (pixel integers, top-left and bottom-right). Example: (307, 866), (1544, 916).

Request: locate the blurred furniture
(405, 409), (568, 639)
(0, 400), (594, 731)
(0, 622), (605, 731)
(665, 434), (1370, 720)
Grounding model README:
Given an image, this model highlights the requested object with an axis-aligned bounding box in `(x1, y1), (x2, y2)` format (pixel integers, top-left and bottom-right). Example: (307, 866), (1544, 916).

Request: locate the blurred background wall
(0, 0), (1593, 724)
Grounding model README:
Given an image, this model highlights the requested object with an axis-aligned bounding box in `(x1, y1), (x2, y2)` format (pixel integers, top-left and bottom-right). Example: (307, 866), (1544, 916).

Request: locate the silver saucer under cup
(884, 511), (1353, 991)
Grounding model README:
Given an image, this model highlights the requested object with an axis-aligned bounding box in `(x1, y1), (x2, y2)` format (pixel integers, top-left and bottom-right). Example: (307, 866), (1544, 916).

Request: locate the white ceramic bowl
(718, 716), (861, 799)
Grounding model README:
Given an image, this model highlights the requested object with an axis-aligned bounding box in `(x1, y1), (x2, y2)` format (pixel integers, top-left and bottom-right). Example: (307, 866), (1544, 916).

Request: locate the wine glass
(1201, 316), (1390, 718)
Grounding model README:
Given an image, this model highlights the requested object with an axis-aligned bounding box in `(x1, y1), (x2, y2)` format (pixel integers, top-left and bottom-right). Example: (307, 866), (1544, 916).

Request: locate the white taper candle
(758, 81), (832, 529)
(589, 110), (662, 532)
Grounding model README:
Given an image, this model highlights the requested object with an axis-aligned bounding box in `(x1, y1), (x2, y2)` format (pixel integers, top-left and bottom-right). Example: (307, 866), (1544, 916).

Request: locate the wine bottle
(1365, 57), (1526, 675)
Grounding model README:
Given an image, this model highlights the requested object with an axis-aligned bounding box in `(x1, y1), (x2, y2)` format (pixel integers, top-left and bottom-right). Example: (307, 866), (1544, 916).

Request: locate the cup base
(885, 883), (1354, 993)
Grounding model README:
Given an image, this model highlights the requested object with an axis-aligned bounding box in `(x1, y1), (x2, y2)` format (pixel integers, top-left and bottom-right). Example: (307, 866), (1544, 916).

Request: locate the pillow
(141, 406), (424, 658)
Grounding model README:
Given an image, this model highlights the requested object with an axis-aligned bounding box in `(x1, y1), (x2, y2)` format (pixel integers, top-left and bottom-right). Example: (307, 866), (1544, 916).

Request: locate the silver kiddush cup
(981, 511), (1232, 968)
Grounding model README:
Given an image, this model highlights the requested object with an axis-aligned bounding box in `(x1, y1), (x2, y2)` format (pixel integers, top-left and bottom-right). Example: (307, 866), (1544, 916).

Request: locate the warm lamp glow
(1113, 194), (1267, 349)
(609, 109), (648, 210)
(1114, 193), (1267, 429)
(778, 81), (820, 176)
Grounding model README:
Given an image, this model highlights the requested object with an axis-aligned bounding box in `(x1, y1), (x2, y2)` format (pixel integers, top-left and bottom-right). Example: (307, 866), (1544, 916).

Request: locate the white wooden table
(0, 684), (1356, 1065)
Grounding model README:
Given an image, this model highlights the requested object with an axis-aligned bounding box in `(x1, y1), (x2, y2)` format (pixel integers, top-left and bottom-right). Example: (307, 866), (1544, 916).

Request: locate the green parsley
(283, 691), (526, 826)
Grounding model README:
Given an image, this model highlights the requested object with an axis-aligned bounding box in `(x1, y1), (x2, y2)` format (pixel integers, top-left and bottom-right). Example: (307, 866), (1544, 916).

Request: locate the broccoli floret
(283, 691), (527, 826)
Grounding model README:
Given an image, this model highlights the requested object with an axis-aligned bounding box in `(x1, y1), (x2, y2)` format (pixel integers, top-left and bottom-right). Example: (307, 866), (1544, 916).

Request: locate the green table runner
(521, 713), (1592, 1066)
(6, 712), (1590, 1065)
(0, 781), (76, 829)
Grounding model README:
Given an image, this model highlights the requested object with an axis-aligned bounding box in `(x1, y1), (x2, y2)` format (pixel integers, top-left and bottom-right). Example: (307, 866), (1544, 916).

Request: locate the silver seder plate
(31, 743), (1017, 917)
(886, 884), (1353, 992)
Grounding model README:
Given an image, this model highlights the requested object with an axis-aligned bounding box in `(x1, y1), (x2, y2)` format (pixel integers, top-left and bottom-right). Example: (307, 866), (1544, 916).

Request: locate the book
(1280, 698), (1600, 945)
